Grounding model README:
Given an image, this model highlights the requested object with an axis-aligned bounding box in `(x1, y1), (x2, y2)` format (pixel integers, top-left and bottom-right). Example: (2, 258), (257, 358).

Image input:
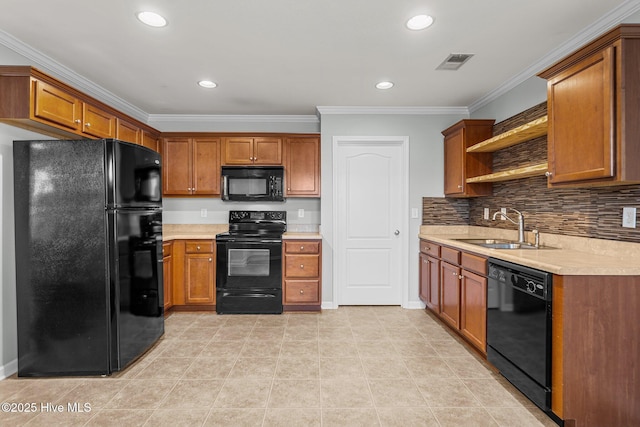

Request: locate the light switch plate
(500, 207), (507, 220)
(298, 208), (305, 218)
(484, 208), (490, 220)
(622, 207), (636, 228)
(411, 208), (419, 219)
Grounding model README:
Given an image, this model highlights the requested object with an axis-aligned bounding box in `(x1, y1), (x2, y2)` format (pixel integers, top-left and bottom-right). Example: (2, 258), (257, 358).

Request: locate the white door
(334, 137), (408, 305)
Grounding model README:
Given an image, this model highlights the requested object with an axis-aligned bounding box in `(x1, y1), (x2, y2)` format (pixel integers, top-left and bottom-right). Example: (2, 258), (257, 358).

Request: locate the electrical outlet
(200, 208), (207, 218)
(483, 208), (489, 220)
(622, 207), (636, 228)
(500, 207), (507, 220)
(298, 208), (305, 218)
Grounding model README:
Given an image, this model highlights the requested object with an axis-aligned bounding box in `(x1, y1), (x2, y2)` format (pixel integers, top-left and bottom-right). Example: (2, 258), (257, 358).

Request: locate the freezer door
(106, 139), (162, 208)
(109, 209), (164, 371)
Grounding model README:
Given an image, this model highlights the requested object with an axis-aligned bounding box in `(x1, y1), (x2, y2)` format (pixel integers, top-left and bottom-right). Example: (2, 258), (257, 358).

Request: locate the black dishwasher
(487, 258), (553, 415)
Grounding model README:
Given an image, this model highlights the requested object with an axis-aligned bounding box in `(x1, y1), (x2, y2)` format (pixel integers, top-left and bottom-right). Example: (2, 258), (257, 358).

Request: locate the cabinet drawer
(162, 242), (172, 257)
(440, 246), (460, 264)
(285, 255), (319, 277)
(185, 240), (214, 253)
(461, 252), (487, 275)
(420, 240), (440, 257)
(284, 280), (320, 303)
(284, 241), (320, 254)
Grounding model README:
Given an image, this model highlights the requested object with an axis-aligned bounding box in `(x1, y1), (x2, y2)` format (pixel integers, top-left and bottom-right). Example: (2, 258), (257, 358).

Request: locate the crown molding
(469, 0), (640, 113)
(148, 114), (319, 124)
(315, 106), (469, 115)
(0, 29), (149, 122)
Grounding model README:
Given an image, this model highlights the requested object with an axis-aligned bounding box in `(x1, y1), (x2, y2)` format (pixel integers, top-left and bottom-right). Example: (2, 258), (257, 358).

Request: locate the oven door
(216, 240), (282, 290)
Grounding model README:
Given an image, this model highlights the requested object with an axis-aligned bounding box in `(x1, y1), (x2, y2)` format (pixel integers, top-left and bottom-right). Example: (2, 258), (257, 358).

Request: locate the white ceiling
(0, 0), (639, 117)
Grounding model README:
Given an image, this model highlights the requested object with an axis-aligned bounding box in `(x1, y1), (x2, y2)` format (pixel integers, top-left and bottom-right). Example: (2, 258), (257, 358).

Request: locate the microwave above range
(221, 166), (285, 202)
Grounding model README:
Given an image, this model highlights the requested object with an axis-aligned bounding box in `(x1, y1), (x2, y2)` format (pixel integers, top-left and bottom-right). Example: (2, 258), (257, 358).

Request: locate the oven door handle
(221, 292), (277, 298)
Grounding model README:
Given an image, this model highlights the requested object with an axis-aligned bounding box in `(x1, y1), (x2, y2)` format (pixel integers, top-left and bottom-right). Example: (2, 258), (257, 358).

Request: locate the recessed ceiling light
(136, 11), (167, 28)
(406, 14), (434, 31)
(375, 81), (394, 90)
(198, 80), (218, 89)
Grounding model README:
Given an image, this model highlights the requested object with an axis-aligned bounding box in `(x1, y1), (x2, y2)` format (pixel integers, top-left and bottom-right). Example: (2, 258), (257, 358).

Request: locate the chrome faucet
(492, 208), (525, 243)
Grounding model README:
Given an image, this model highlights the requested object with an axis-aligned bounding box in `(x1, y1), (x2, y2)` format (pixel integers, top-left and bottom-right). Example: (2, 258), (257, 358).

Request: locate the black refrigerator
(13, 139), (164, 376)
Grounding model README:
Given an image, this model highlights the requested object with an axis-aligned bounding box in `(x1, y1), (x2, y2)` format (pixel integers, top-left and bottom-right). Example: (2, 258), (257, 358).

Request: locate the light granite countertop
(420, 225), (640, 276)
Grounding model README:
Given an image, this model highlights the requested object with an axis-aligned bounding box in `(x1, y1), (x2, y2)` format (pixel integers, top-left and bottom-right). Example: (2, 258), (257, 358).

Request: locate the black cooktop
(216, 210), (287, 241)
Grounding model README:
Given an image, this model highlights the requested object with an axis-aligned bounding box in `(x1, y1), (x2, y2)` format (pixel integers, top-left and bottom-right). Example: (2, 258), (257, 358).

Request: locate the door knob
(394, 230), (400, 236)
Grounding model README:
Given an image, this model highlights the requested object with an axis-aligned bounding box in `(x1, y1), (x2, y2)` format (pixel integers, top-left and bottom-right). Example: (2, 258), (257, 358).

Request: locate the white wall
(470, 76), (547, 122)
(318, 113), (467, 308)
(0, 124), (55, 378)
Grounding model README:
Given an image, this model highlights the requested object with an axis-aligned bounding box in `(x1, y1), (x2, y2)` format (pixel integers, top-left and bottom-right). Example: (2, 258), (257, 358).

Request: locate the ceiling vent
(436, 53), (474, 70)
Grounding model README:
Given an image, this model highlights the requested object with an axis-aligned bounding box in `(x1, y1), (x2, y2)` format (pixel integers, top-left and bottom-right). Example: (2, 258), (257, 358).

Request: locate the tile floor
(0, 307), (558, 426)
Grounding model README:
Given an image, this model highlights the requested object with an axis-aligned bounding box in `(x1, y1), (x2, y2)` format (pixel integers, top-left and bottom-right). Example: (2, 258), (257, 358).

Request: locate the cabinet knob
(85, 122), (91, 127)
(457, 185), (463, 189)
(459, 275), (463, 280)
(300, 289), (304, 294)
(300, 246), (304, 250)
(452, 272), (457, 276)
(288, 188), (291, 191)
(545, 171), (553, 177)
(208, 258), (212, 262)
(300, 264), (304, 269)
(74, 119), (81, 124)
(197, 246), (201, 251)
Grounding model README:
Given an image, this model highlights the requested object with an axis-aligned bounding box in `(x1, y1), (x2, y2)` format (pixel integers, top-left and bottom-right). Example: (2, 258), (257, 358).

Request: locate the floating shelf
(467, 116), (548, 153)
(466, 163), (548, 183)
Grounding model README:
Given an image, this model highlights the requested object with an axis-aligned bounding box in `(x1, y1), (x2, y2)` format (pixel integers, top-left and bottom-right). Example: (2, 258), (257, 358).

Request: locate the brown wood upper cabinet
(538, 24), (640, 187)
(162, 137), (221, 196)
(284, 136), (320, 197)
(222, 137), (282, 165)
(442, 119), (494, 197)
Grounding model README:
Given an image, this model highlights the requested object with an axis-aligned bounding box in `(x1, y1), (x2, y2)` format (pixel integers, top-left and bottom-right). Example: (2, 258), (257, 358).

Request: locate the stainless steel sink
(453, 238), (553, 250)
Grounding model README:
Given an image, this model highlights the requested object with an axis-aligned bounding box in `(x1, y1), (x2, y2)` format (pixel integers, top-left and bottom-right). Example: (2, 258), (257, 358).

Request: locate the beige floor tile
(351, 326), (389, 341)
(105, 379), (177, 409)
(218, 315), (258, 327)
(8, 378), (83, 404)
(213, 379), (272, 408)
(283, 326), (319, 341)
(267, 379), (320, 408)
(85, 409), (154, 426)
(144, 409), (209, 427)
(403, 356), (456, 379)
(160, 379), (224, 409)
(227, 357), (277, 379)
(240, 339), (284, 358)
(203, 408), (266, 427)
(275, 357), (319, 379)
(59, 378), (127, 409)
(464, 378), (529, 407)
(0, 409), (39, 426)
(384, 326), (425, 342)
(368, 379), (427, 407)
(320, 378), (373, 408)
(211, 326), (253, 341)
(134, 357), (194, 379)
(487, 407), (556, 427)
(26, 409), (95, 427)
(431, 407), (499, 427)
(318, 327), (354, 341)
(263, 408), (321, 427)
(430, 338), (476, 357)
(157, 339), (208, 358)
(321, 408), (380, 426)
(360, 358), (412, 379)
(249, 327), (285, 341)
(0, 376), (31, 400)
(183, 357), (236, 379)
(286, 314), (319, 328)
(200, 340), (245, 358)
(356, 341), (399, 358)
(377, 407), (440, 427)
(255, 315), (290, 328)
(444, 356), (495, 379)
(319, 357), (365, 379)
(391, 340), (438, 358)
(280, 340), (318, 358)
(177, 326), (219, 341)
(415, 376), (482, 407)
(318, 340), (359, 358)
(191, 313), (228, 328)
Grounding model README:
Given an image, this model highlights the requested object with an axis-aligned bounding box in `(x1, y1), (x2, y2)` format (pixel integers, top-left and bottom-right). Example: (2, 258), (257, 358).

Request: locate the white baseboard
(1, 359), (18, 379)
(404, 300), (427, 309)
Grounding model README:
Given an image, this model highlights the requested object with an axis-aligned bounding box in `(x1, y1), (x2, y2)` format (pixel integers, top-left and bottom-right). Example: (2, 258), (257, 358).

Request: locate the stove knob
(526, 280), (537, 293)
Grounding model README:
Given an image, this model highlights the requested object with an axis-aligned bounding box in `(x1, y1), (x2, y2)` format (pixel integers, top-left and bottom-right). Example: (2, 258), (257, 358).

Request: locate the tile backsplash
(423, 102), (640, 243)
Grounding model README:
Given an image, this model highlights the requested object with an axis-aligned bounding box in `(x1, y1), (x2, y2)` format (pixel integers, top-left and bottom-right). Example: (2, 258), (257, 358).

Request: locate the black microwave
(221, 166), (285, 202)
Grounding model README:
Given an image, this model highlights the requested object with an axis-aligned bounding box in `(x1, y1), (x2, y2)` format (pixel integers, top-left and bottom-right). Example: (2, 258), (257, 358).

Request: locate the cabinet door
(443, 127), (465, 196)
(141, 131), (158, 152)
(285, 137), (320, 197)
(440, 261), (460, 329)
(253, 137), (282, 165)
(222, 137), (254, 164)
(185, 253), (215, 304)
(192, 138), (221, 195)
(116, 118), (140, 144)
(162, 138), (192, 195)
(82, 103), (116, 138)
(460, 269), (487, 352)
(32, 79), (82, 131)
(547, 46), (615, 185)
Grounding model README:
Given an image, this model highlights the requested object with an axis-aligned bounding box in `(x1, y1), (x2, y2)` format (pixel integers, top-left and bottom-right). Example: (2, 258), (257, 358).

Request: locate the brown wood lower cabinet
(419, 239), (487, 353)
(169, 239), (216, 310)
(283, 239), (321, 311)
(162, 241), (173, 311)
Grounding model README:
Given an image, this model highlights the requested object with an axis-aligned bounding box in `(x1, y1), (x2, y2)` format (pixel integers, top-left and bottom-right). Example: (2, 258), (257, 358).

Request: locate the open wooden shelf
(466, 163), (548, 183)
(467, 116), (548, 153)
